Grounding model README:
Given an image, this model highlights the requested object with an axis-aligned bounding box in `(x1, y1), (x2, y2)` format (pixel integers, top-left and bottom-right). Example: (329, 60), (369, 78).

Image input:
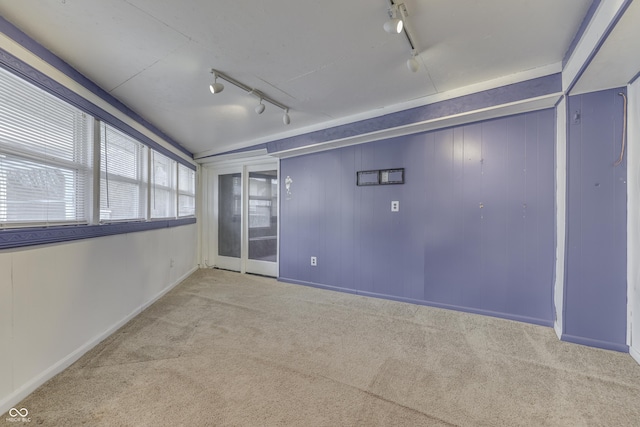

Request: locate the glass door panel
(215, 171), (242, 271)
(244, 165), (278, 277)
(248, 170), (278, 262)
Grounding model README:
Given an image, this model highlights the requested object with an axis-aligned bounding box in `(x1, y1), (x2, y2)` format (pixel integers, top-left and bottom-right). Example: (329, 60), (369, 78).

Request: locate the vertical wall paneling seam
(538, 113), (549, 318)
(504, 120), (509, 313)
(565, 0), (634, 94)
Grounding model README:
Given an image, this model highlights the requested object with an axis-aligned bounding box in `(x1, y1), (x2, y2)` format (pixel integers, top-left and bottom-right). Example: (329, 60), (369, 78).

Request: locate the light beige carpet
(5, 269), (640, 426)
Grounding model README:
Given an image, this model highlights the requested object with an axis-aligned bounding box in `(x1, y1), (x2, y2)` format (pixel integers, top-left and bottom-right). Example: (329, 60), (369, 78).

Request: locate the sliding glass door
(210, 162), (278, 277)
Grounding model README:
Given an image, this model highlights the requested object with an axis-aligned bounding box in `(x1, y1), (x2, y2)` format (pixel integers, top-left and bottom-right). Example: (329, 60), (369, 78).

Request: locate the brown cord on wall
(614, 92), (627, 166)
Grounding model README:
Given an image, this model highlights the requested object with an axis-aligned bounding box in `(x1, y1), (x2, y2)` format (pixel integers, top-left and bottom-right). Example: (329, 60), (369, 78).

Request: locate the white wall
(0, 224), (198, 414)
(628, 79), (640, 364)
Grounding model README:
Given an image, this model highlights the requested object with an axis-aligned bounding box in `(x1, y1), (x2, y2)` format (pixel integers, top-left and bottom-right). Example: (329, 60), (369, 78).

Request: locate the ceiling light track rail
(389, 0), (415, 51)
(209, 68), (290, 121)
(386, 0), (421, 72)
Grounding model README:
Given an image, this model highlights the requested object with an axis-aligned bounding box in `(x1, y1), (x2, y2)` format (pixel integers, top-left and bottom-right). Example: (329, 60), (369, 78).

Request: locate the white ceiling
(0, 0), (596, 157)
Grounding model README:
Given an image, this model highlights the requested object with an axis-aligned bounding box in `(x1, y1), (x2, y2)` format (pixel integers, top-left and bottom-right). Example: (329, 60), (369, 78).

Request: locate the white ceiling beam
(563, 0), (629, 93)
(269, 93), (562, 159)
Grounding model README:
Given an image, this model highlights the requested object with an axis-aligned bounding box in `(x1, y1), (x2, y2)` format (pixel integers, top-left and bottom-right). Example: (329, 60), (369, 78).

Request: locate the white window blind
(150, 151), (176, 218)
(100, 123), (147, 222)
(0, 66), (92, 226)
(178, 164), (195, 217)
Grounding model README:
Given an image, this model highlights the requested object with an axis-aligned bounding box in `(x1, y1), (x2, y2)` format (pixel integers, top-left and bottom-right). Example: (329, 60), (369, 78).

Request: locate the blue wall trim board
(267, 74), (561, 155)
(0, 218), (196, 250)
(280, 278), (360, 296)
(0, 47), (196, 171)
(563, 88), (627, 351)
(561, 334), (629, 353)
(280, 108), (556, 326)
(280, 278), (554, 328)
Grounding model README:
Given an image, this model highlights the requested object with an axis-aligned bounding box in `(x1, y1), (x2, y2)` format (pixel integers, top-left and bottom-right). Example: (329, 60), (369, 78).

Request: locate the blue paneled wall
(564, 88), (628, 351)
(280, 109), (556, 325)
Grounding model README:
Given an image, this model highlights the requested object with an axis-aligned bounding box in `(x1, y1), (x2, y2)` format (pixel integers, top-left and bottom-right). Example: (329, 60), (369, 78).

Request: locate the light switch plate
(391, 201), (399, 212)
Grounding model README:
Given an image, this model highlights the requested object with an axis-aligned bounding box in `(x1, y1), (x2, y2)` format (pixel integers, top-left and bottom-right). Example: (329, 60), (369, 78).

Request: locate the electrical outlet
(310, 256), (317, 266)
(391, 201), (399, 212)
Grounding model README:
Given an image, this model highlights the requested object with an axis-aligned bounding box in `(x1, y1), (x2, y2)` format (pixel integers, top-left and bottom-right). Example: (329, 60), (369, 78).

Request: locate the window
(100, 123), (147, 222)
(0, 66), (92, 226)
(178, 164), (196, 217)
(150, 151), (177, 218)
(0, 60), (197, 244)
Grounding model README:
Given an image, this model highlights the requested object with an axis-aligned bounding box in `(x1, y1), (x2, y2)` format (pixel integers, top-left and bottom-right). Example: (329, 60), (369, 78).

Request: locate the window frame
(99, 122), (149, 223)
(0, 66), (93, 227)
(177, 163), (196, 218)
(150, 150), (178, 220)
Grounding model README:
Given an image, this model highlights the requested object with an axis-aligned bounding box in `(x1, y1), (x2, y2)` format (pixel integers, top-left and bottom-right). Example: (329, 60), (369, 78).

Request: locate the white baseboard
(0, 265), (199, 415)
(630, 345), (640, 365)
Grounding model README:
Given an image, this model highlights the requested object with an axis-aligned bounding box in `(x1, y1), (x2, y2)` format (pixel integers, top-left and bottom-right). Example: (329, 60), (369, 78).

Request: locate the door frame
(210, 164), (243, 272)
(200, 152), (279, 277)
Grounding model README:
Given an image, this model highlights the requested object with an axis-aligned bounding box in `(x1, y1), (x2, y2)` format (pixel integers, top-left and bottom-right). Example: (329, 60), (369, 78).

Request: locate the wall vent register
(356, 168), (404, 186)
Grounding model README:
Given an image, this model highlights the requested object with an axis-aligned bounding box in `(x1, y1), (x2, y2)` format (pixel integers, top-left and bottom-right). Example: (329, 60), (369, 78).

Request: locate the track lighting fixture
(209, 72), (224, 93)
(384, 16), (403, 34)
(384, 2), (404, 34)
(384, 1), (422, 74)
(255, 99), (265, 114)
(208, 68), (291, 125)
(406, 54), (419, 72)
